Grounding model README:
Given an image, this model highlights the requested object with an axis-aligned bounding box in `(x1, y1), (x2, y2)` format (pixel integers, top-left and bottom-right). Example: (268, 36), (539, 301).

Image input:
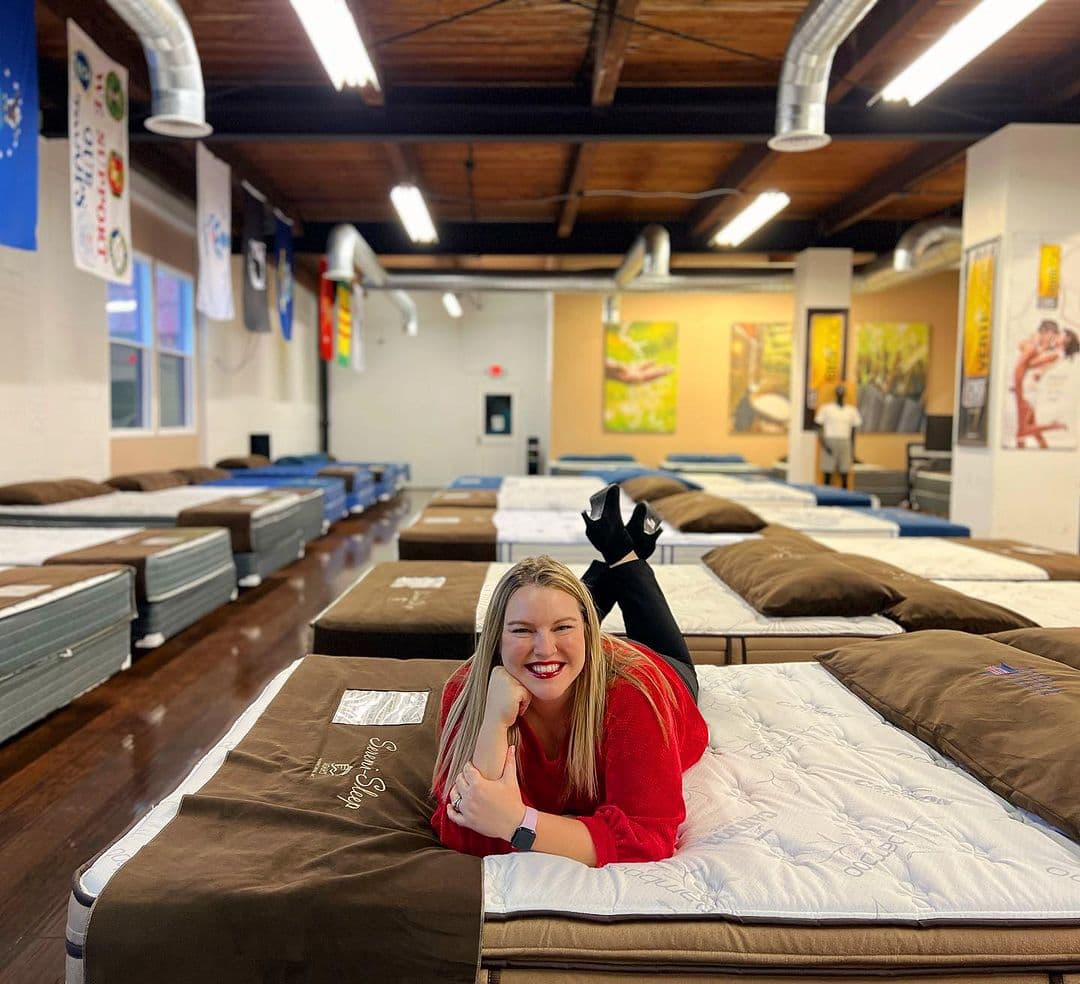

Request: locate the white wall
(0, 139), (110, 484)
(329, 291), (552, 486)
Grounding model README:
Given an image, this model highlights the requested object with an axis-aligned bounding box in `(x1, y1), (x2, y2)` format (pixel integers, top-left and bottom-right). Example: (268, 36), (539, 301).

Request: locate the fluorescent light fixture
(106, 299), (138, 314)
(390, 184), (439, 245)
(879, 0), (1048, 106)
(289, 0), (380, 92)
(442, 292), (463, 318)
(710, 191), (791, 248)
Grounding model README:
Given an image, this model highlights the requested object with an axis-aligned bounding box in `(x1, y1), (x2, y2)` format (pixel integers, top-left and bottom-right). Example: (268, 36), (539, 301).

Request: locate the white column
(787, 248), (853, 483)
(952, 124), (1080, 551)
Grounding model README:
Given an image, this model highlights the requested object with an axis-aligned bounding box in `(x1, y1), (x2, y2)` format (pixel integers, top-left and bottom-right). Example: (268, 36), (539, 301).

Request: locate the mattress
(790, 482), (876, 507)
(855, 506), (970, 537)
(812, 536), (1050, 581)
(851, 467), (908, 506)
(497, 476), (629, 512)
(662, 460), (767, 475)
(233, 530), (306, 587)
(751, 504), (900, 537)
(131, 564), (238, 649)
(205, 484), (324, 542)
(551, 458), (641, 475)
(678, 473), (816, 506)
(202, 476), (348, 525)
(399, 508), (499, 562)
(449, 475), (504, 490)
(236, 465), (377, 513)
(1, 564), (134, 743)
(939, 580), (1080, 628)
(67, 659), (1080, 983)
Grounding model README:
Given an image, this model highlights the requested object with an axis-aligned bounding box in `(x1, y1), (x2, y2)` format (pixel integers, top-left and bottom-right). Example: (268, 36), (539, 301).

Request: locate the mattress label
(390, 576), (446, 590)
(141, 536), (181, 546)
(423, 516), (460, 524)
(332, 690), (429, 726)
(0, 583), (46, 598)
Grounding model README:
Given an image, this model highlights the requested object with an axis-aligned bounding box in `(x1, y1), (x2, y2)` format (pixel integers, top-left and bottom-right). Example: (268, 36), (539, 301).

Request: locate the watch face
(510, 825), (536, 851)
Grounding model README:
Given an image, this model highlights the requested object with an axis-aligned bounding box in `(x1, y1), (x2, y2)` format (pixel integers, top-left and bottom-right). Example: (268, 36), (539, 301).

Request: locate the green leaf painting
(603, 321), (678, 433)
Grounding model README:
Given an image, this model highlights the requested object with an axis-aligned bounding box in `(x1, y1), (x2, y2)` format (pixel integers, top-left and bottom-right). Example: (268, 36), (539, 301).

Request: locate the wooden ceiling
(33, 0), (1080, 273)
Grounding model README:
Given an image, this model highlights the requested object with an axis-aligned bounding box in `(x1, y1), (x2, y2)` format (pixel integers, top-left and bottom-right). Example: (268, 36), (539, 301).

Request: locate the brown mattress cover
(482, 915), (1080, 976)
(171, 466), (231, 484)
(316, 465), (358, 492)
(969, 539), (1080, 580)
(0, 477), (114, 505)
(818, 631), (1080, 841)
(429, 489), (499, 509)
(732, 635), (887, 665)
(399, 508), (498, 562)
(486, 972), (1062, 984)
(213, 454), (271, 469)
(651, 491), (765, 533)
(176, 492), (292, 553)
(987, 627), (1080, 670)
(0, 563), (130, 615)
(45, 527), (224, 602)
(312, 560), (490, 660)
(106, 471), (187, 492)
(84, 656), (482, 984)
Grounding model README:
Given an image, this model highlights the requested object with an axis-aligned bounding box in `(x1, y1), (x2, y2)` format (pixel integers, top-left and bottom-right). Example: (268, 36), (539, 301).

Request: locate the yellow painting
(603, 321), (677, 433)
(729, 322), (792, 433)
(855, 322), (930, 433)
(803, 310), (846, 430)
(958, 239), (997, 445)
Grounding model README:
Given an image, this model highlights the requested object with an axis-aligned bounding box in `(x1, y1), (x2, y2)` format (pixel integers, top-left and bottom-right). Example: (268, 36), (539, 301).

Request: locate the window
(107, 256), (196, 431)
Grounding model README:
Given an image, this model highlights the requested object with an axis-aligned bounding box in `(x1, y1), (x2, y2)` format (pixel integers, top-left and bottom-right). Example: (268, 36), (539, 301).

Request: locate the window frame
(153, 260), (196, 434)
(107, 252), (154, 436)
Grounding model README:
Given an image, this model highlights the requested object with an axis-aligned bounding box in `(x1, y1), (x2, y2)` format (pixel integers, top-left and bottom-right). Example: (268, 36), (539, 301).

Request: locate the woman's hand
(485, 665), (531, 728)
(446, 746), (525, 841)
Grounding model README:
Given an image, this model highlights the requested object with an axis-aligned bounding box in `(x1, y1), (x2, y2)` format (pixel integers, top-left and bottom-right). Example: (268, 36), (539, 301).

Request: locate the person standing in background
(815, 384), (862, 487)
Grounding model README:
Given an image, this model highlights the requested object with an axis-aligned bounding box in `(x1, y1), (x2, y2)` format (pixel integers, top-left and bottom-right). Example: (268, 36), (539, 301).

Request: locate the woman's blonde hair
(432, 555), (675, 803)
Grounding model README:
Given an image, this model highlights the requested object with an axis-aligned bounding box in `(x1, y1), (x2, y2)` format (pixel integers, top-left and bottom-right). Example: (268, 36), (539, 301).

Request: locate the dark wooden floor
(0, 493), (421, 984)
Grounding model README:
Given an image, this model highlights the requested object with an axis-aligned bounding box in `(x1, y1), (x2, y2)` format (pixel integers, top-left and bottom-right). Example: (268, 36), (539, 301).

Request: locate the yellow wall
(550, 269), (960, 471)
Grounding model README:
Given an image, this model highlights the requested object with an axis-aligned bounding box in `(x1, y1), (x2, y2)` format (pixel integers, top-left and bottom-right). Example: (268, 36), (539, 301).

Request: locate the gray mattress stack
(0, 565), (134, 744)
(912, 470), (952, 517)
(850, 465), (908, 506)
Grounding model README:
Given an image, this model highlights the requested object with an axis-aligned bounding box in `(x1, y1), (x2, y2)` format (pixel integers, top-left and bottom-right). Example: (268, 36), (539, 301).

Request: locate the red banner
(317, 257), (334, 362)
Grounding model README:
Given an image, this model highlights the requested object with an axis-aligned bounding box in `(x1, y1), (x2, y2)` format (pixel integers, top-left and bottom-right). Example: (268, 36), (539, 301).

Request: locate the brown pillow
(703, 537), (902, 617)
(214, 455), (271, 469)
(107, 471), (187, 492)
(650, 491), (765, 533)
(987, 627), (1080, 670)
(818, 630), (1080, 841)
(758, 523), (834, 553)
(833, 553), (1037, 634)
(0, 478), (114, 505)
(172, 466), (231, 484)
(621, 475), (690, 502)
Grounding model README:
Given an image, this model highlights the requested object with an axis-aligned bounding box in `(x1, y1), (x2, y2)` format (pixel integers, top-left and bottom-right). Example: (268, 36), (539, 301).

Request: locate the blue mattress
(854, 507), (971, 538)
(664, 453), (747, 464)
(790, 483), (875, 507)
(202, 476), (348, 524)
(583, 467), (702, 488)
(277, 454), (411, 485)
(233, 465), (377, 513)
(556, 454), (637, 462)
(449, 475), (504, 490)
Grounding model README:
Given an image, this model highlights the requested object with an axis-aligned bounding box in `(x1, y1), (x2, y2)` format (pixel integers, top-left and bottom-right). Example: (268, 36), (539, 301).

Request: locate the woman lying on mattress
(432, 484), (708, 867)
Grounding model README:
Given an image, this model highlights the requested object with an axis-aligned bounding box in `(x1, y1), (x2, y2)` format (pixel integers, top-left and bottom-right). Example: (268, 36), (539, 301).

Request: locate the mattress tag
(423, 516), (460, 524)
(333, 690), (429, 726)
(0, 583), (46, 598)
(140, 536), (181, 546)
(390, 576), (446, 590)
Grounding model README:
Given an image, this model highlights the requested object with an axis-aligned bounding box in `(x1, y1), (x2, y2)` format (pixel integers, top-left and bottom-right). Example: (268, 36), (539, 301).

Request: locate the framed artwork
(603, 321), (678, 433)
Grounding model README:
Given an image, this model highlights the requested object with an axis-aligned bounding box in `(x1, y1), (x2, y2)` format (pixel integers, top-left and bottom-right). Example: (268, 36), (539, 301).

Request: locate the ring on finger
(452, 793), (463, 810)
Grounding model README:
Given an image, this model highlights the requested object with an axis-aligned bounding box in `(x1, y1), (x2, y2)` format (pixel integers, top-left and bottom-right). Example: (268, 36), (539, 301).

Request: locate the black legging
(581, 559), (699, 703)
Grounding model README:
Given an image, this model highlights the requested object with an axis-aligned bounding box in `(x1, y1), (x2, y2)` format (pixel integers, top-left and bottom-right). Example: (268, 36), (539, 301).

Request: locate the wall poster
(1001, 233), (1080, 450)
(854, 322), (930, 433)
(729, 322), (792, 434)
(957, 238), (998, 446)
(603, 321), (677, 433)
(802, 309), (847, 431)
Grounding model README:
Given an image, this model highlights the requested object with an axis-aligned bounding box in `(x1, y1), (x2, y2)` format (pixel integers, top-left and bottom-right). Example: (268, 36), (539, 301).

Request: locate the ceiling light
(289, 0), (380, 92)
(390, 184), (439, 245)
(442, 292), (463, 318)
(879, 0), (1048, 106)
(710, 191), (791, 248)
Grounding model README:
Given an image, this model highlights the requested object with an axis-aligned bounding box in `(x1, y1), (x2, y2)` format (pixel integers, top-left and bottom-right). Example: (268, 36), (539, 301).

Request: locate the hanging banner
(1001, 233), (1079, 451)
(0, 0), (39, 250)
(957, 238), (998, 446)
(242, 187), (270, 333)
(317, 258), (334, 362)
(273, 213), (294, 341)
(68, 20), (131, 284)
(195, 143), (234, 320)
(335, 282), (352, 366)
(602, 321), (678, 433)
(802, 309), (847, 430)
(351, 283), (366, 372)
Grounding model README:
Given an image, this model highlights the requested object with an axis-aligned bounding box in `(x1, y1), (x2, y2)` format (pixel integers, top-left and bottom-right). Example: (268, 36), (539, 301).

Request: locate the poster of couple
(1001, 235), (1080, 450)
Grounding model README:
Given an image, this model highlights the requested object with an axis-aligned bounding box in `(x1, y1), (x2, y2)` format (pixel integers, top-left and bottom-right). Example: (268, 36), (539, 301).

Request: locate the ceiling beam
(688, 145), (774, 238)
(828, 0), (940, 104)
(592, 0), (641, 106)
(557, 144), (597, 238)
(38, 0), (150, 91)
(383, 143), (421, 183)
(817, 141), (969, 236)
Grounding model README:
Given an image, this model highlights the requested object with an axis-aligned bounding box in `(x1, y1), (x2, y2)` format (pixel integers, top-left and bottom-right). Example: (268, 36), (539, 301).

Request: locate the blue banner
(0, 0), (39, 250)
(274, 214), (294, 341)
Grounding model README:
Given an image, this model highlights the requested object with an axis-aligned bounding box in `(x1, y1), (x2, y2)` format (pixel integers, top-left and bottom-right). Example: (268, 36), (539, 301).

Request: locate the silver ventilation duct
(614, 224), (671, 288)
(365, 272), (793, 294)
(325, 224), (420, 336)
(768, 0), (880, 153)
(105, 0), (211, 137)
(893, 219), (963, 271)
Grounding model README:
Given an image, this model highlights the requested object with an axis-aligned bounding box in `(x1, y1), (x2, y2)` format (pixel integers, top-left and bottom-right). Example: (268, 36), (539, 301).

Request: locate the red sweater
(431, 646), (708, 867)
